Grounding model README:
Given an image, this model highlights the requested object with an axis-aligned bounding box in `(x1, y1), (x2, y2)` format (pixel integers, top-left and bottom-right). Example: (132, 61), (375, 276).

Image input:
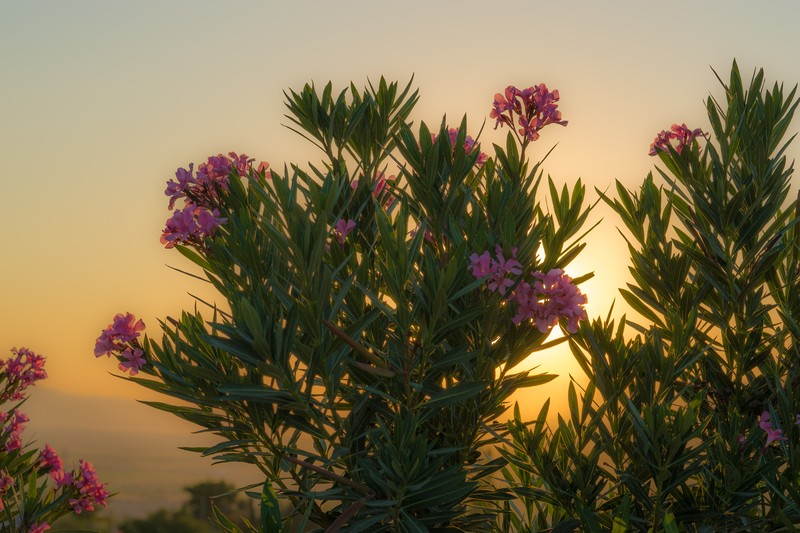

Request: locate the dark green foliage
(501, 61), (800, 531)
(126, 78), (591, 531)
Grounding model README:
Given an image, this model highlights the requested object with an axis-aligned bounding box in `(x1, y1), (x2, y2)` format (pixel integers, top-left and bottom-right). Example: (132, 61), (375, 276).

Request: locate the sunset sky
(2, 0), (800, 519)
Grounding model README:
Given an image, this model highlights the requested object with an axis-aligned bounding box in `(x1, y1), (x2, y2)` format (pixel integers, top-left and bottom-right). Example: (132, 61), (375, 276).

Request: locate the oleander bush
(95, 78), (592, 531)
(95, 61), (800, 532)
(499, 61), (800, 532)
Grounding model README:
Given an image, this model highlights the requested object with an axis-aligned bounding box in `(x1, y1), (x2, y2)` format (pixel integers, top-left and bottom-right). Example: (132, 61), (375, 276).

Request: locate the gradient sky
(2, 0), (800, 518)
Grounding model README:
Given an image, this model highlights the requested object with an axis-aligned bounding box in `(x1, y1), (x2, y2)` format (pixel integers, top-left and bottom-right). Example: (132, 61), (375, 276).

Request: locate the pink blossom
(39, 444), (63, 473)
(649, 123), (704, 155)
(73, 460), (108, 511)
(162, 152), (249, 247)
(759, 411), (787, 446)
(469, 251), (493, 278)
(737, 433), (746, 445)
(96, 313), (144, 358)
(469, 247), (523, 296)
(69, 496), (94, 514)
(1, 347), (47, 401)
(257, 161), (271, 178)
(111, 313), (145, 342)
(333, 219), (357, 244)
(118, 347), (146, 376)
(488, 246), (523, 295)
(511, 269), (588, 332)
(28, 523), (51, 533)
(2, 410), (29, 452)
(491, 83), (567, 142)
(161, 205), (199, 247)
(95, 313), (147, 376)
(165, 163), (196, 209)
(52, 469), (75, 489)
(196, 207), (226, 235)
(160, 203), (226, 249)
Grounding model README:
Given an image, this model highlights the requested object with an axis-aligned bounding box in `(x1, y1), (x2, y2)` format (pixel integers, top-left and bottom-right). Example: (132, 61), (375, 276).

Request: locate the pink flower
(39, 444), (63, 473)
(111, 313), (145, 342)
(162, 152), (249, 247)
(510, 269), (588, 332)
(28, 523), (51, 533)
(69, 497), (94, 514)
(488, 246), (523, 295)
(469, 247), (523, 296)
(70, 460), (108, 513)
(118, 348), (146, 376)
(165, 163), (196, 209)
(96, 313), (144, 358)
(759, 411), (787, 446)
(52, 469), (75, 488)
(196, 207), (226, 235)
(161, 205), (199, 248)
(649, 123), (704, 155)
(333, 219), (357, 244)
(257, 161), (271, 178)
(2, 410), (29, 452)
(1, 347), (47, 401)
(95, 313), (147, 376)
(160, 203), (226, 249)
(490, 83), (567, 142)
(737, 433), (746, 445)
(469, 251), (493, 278)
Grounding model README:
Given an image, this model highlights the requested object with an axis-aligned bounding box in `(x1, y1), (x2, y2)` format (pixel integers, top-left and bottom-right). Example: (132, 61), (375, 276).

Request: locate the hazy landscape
(24, 388), (257, 519)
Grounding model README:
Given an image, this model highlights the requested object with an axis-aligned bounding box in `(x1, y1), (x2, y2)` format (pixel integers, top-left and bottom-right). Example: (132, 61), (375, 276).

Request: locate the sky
(2, 0), (800, 519)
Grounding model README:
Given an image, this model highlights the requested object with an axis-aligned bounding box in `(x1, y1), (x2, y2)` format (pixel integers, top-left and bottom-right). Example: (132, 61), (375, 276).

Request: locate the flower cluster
(490, 84), (567, 142)
(470, 247), (587, 333)
(649, 123), (705, 156)
(469, 246), (523, 296)
(39, 445), (73, 488)
(68, 460), (109, 514)
(512, 269), (588, 333)
(161, 152), (254, 248)
(94, 312), (147, 376)
(1, 349), (107, 529)
(432, 128), (489, 168)
(0, 347), (46, 401)
(1, 410), (29, 452)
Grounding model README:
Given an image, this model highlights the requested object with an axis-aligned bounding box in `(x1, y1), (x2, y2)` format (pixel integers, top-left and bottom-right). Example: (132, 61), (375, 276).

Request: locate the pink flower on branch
(69, 460), (108, 514)
(469, 246), (522, 296)
(95, 313), (147, 376)
(160, 203), (226, 249)
(118, 348), (146, 376)
(1, 347), (47, 401)
(508, 268), (588, 333)
(333, 219), (357, 244)
(490, 83), (567, 142)
(759, 411), (787, 446)
(649, 123), (705, 156)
